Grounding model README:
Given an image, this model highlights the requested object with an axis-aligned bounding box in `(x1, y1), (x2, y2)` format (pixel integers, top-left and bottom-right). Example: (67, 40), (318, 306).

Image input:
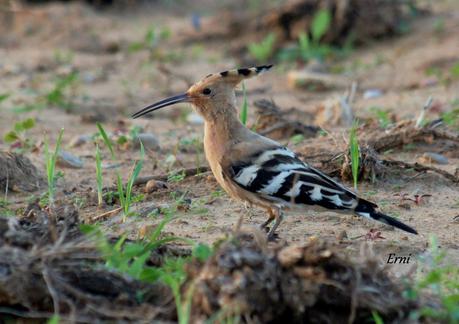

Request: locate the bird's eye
(202, 88), (212, 95)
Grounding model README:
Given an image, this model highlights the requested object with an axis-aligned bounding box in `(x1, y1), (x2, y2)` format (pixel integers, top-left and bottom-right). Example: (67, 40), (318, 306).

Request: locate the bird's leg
(267, 207), (283, 241)
(259, 209), (275, 231)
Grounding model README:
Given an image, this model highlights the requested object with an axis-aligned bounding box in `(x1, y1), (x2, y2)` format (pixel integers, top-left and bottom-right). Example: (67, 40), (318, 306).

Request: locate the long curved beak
(132, 93), (189, 119)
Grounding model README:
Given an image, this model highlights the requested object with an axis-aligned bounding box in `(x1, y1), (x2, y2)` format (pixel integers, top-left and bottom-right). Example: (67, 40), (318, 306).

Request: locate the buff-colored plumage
(132, 65), (417, 239)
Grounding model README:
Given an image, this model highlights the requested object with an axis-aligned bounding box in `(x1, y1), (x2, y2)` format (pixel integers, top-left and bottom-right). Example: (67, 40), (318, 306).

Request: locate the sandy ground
(1, 0), (458, 277)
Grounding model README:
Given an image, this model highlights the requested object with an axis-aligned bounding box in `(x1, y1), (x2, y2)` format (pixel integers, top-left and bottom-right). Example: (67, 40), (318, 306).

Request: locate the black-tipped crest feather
(219, 64), (273, 78)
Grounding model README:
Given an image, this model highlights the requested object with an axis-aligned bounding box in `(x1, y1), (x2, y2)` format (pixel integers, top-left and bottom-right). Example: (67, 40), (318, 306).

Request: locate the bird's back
(226, 137), (361, 212)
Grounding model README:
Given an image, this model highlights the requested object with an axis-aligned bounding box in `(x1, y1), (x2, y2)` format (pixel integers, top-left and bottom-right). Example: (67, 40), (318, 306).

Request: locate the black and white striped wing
(227, 146), (418, 235)
(229, 147), (364, 211)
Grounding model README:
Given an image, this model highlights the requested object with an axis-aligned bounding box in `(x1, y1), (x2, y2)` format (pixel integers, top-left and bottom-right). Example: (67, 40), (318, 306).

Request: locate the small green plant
(97, 123), (144, 221)
(441, 107), (459, 130)
(406, 236), (459, 322)
(0, 198), (9, 209)
(371, 311), (384, 324)
(349, 121), (360, 190)
(248, 33), (276, 62)
(369, 107), (392, 129)
(297, 9), (332, 61)
(129, 26), (167, 52)
(424, 61), (459, 87)
(211, 189), (224, 198)
(116, 125), (143, 146)
(53, 49), (74, 65)
(289, 134), (305, 145)
(47, 314), (60, 324)
(450, 61), (459, 79)
(82, 215), (210, 324)
(46, 72), (79, 110)
(44, 128), (64, 207)
(95, 144), (103, 207)
(239, 82), (248, 126)
(3, 118), (36, 151)
(0, 93), (10, 105)
(433, 17), (445, 35)
(278, 9), (340, 63)
(311, 9), (332, 43)
(168, 170), (186, 183)
(81, 215), (189, 281)
(128, 26), (177, 62)
(163, 243), (212, 324)
(0, 198), (15, 217)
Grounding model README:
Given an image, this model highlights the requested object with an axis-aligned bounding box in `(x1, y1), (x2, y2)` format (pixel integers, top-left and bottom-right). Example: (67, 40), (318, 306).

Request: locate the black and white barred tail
(355, 199), (418, 234)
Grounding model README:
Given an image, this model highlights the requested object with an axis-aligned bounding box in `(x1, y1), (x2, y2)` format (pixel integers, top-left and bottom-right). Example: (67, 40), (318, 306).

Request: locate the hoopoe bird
(132, 65), (418, 239)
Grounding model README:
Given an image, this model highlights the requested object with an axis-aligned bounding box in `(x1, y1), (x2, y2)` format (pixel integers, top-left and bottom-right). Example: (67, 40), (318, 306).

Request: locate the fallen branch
(253, 99), (319, 140)
(91, 206), (122, 222)
(366, 121), (459, 152)
(299, 137), (459, 184)
(134, 166), (210, 186)
(381, 160), (458, 183)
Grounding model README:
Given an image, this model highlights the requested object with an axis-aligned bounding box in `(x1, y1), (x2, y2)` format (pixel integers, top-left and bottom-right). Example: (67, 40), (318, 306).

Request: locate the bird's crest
(201, 65), (273, 86)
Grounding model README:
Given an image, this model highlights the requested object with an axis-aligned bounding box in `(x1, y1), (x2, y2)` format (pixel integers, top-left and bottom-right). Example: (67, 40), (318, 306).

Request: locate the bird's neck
(203, 103), (248, 165)
(205, 102), (247, 138)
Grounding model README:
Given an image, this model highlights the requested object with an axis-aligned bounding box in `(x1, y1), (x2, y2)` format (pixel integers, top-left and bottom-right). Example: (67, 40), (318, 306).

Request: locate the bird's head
(132, 65), (272, 122)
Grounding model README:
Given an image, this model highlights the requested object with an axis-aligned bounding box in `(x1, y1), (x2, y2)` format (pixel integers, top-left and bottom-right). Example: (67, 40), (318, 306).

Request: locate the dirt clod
(0, 206), (175, 322)
(186, 233), (419, 323)
(0, 151), (44, 192)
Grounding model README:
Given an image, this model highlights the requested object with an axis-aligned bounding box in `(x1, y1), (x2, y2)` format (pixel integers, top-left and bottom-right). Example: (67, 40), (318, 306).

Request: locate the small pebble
(398, 203), (411, 210)
(69, 135), (92, 148)
(186, 112), (204, 125)
(134, 133), (160, 150)
(145, 179), (168, 193)
(305, 59), (327, 73)
(419, 77), (438, 88)
(336, 230), (348, 241)
(278, 245), (304, 267)
(287, 70), (348, 90)
(102, 162), (122, 169)
(420, 152), (448, 165)
(363, 89), (383, 99)
(57, 151), (84, 169)
(81, 112), (106, 123)
(138, 224), (156, 239)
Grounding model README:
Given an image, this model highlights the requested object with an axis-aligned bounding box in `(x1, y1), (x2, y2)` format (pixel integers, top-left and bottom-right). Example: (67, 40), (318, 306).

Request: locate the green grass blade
(97, 122), (128, 219)
(349, 122), (360, 190)
(371, 311), (384, 324)
(46, 128), (64, 206)
(44, 136), (51, 196)
(240, 82), (248, 125)
(116, 173), (126, 213)
(124, 141), (144, 218)
(96, 122), (115, 159)
(95, 144), (103, 206)
(311, 9), (331, 43)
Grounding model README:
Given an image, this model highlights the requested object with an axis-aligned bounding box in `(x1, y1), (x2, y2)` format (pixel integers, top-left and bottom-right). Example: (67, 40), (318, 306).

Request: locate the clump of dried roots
(0, 206), (175, 322)
(186, 233), (418, 323)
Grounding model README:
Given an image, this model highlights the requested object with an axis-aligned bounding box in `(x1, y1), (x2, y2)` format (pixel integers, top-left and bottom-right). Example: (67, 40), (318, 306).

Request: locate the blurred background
(0, 0), (458, 253)
(1, 2), (459, 322)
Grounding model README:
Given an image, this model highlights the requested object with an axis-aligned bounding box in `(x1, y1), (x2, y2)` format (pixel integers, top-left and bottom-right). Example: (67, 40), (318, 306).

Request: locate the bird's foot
(365, 228), (386, 241)
(267, 231), (280, 242)
(259, 224), (269, 232)
(266, 228), (280, 241)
